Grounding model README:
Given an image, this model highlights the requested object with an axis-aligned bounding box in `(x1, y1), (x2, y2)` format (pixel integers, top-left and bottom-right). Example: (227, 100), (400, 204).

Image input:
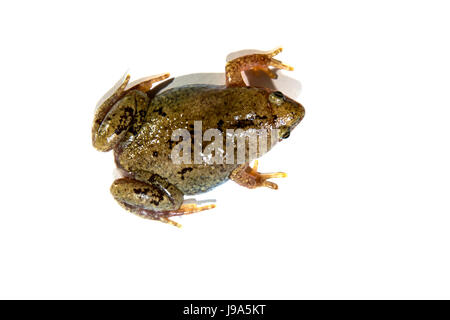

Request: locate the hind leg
(110, 176), (215, 227)
(92, 73), (170, 152)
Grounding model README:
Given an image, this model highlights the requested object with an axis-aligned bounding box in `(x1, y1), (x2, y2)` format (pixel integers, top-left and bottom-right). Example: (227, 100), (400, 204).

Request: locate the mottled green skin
(93, 49), (304, 224)
(115, 84), (304, 195)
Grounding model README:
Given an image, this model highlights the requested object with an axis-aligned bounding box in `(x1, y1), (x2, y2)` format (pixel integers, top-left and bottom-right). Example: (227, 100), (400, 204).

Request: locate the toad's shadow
(150, 48), (302, 99)
(98, 49), (302, 108)
(153, 70), (302, 101)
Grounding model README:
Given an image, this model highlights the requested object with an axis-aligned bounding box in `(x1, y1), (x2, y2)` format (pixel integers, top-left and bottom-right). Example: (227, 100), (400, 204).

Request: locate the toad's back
(116, 84), (276, 195)
(93, 48), (303, 226)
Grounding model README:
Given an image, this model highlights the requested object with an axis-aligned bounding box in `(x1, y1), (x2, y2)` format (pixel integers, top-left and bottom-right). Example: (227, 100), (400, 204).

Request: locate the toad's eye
(281, 130), (290, 139)
(279, 126), (291, 139)
(269, 91), (285, 106)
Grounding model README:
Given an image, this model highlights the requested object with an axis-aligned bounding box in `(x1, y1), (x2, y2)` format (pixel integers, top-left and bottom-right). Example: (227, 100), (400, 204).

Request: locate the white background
(0, 0), (449, 299)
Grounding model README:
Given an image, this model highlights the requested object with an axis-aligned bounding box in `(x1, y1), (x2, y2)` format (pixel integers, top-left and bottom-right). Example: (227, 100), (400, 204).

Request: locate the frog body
(92, 48), (305, 227)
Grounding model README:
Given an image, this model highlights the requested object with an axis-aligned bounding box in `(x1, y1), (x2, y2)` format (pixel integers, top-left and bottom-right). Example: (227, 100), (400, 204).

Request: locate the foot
(225, 47), (294, 87)
(230, 160), (287, 190)
(135, 201), (216, 228)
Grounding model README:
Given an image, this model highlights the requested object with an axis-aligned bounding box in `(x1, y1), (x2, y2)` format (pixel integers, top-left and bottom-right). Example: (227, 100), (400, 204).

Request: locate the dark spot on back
(234, 119), (254, 129)
(154, 106), (167, 117)
(133, 187), (150, 194)
(177, 167), (193, 180)
(217, 119), (224, 132)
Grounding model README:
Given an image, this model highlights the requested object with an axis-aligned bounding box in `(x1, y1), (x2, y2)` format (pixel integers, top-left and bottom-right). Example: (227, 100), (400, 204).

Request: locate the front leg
(225, 47), (294, 87)
(110, 175), (215, 227)
(230, 160), (287, 190)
